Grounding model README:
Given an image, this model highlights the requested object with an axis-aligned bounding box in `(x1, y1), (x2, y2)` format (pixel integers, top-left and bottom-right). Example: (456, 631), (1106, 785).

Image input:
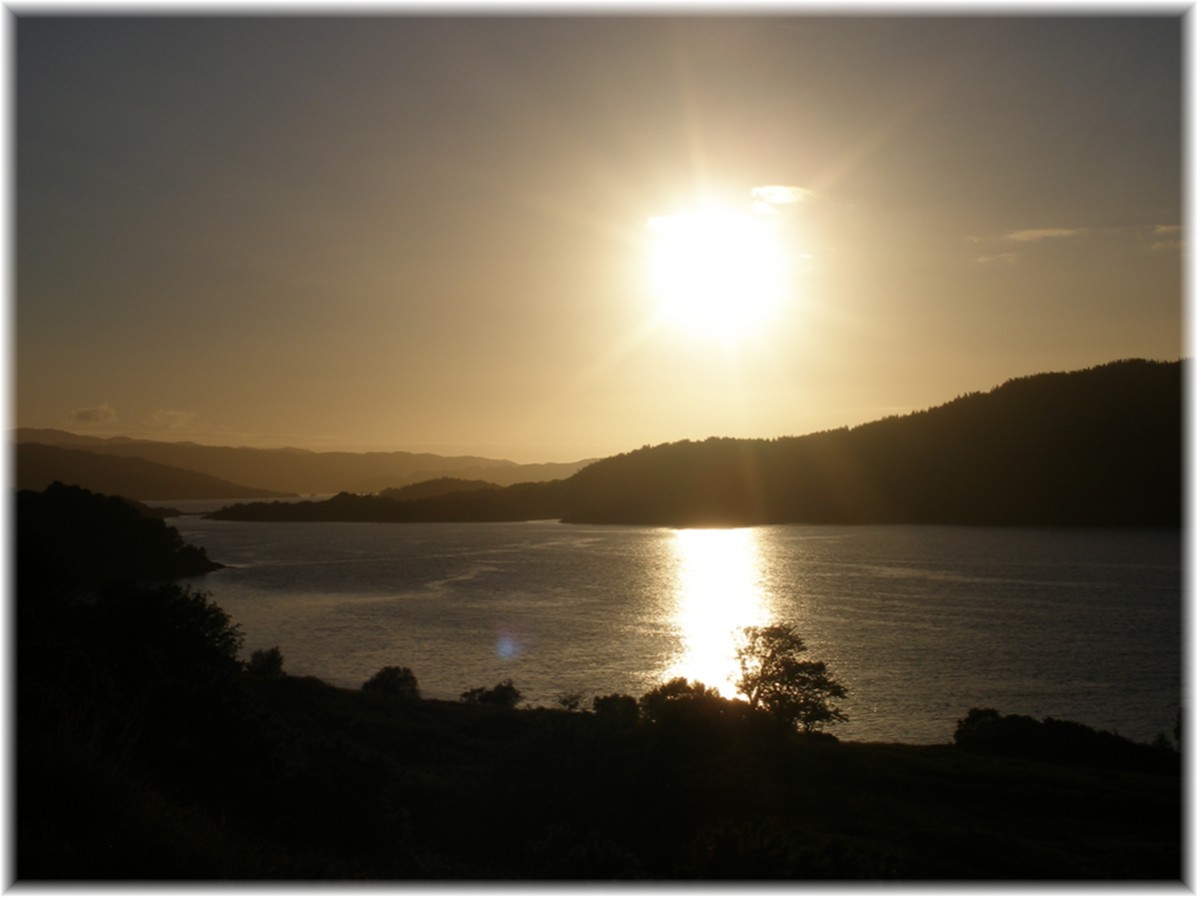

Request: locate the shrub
(556, 691), (584, 711)
(361, 666), (420, 699)
(460, 679), (522, 707)
(638, 677), (724, 725)
(247, 646), (285, 678)
(591, 693), (639, 728)
(953, 707), (1180, 772)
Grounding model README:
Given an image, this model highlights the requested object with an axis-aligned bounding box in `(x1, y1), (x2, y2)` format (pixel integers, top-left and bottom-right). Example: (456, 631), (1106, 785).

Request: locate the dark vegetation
(736, 624), (848, 733)
(16, 482), (222, 592)
(209, 359), (1183, 527)
(953, 707), (1181, 771)
(214, 480), (562, 522)
(15, 483), (1181, 880)
(362, 665), (420, 698)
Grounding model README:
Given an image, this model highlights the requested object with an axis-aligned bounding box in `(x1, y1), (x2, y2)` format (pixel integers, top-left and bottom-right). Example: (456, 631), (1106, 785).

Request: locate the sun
(645, 204), (792, 343)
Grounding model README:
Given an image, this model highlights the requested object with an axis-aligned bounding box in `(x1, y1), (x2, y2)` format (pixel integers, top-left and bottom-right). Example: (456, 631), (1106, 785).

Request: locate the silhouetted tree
(361, 665), (420, 698)
(735, 624), (847, 733)
(639, 677), (724, 725)
(591, 693), (639, 729)
(556, 690), (584, 711)
(460, 679), (522, 707)
(247, 646), (285, 678)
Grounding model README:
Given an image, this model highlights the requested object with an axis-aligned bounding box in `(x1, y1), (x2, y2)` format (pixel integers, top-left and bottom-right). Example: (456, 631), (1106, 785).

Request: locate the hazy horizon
(16, 15), (1182, 464)
(13, 352), (1184, 463)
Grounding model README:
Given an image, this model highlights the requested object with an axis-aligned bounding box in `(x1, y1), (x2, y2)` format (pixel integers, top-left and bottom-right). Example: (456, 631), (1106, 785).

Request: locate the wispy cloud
(975, 252), (1019, 266)
(751, 185), (812, 213)
(149, 408), (200, 430)
(1151, 224), (1182, 252)
(66, 403), (117, 425)
(1003, 227), (1088, 243)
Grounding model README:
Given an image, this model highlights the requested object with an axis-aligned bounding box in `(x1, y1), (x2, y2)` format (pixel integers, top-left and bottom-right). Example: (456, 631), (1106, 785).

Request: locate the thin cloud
(1003, 227), (1088, 242)
(1151, 224), (1182, 251)
(149, 408), (200, 430)
(975, 253), (1019, 265)
(66, 403), (117, 425)
(751, 185), (812, 213)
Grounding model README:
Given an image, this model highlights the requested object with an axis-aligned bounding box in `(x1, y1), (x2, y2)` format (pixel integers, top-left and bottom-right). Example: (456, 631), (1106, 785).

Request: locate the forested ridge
(213, 358), (1183, 527)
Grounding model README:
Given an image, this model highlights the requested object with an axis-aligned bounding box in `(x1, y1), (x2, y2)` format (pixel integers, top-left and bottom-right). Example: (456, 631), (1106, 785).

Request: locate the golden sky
(16, 15), (1183, 462)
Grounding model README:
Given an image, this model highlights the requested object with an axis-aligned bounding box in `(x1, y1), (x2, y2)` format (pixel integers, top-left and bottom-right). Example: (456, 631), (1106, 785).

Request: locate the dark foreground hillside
(211, 358), (1183, 527)
(15, 485), (1182, 881)
(20, 671), (1180, 880)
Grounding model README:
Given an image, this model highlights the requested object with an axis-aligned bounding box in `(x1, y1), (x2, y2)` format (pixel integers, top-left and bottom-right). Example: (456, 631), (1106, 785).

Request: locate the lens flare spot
(495, 633), (522, 659)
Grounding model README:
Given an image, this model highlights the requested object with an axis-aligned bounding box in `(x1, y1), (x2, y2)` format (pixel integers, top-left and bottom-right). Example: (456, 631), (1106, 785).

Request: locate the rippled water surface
(173, 517), (1182, 745)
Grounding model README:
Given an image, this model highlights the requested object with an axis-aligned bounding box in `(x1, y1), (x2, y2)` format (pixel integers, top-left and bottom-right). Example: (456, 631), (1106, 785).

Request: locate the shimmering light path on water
(664, 528), (773, 697)
(173, 517), (1181, 745)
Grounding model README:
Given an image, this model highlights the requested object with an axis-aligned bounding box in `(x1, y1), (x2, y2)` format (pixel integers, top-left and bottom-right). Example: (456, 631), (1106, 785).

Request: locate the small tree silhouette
(361, 665), (420, 699)
(735, 623), (847, 733)
(638, 677), (723, 725)
(591, 693), (639, 729)
(460, 679), (522, 707)
(556, 690), (584, 711)
(247, 646), (284, 678)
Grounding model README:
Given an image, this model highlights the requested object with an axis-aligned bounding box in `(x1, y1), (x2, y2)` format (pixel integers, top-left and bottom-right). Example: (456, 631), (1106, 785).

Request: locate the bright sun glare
(645, 204), (791, 343)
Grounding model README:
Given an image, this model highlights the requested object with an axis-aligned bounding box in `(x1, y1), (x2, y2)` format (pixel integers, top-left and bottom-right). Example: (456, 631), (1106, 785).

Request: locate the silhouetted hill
(209, 359), (1183, 527)
(14, 427), (141, 447)
(560, 358), (1182, 526)
(212, 481), (562, 523)
(12, 430), (593, 494)
(16, 443), (294, 501)
(17, 482), (223, 593)
(379, 478), (500, 501)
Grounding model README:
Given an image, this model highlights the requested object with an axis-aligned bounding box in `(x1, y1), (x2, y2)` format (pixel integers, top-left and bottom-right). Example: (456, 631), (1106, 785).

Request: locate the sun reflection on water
(663, 527), (775, 697)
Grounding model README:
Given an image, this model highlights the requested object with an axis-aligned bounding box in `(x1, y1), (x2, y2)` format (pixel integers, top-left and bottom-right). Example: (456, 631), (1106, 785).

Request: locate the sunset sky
(16, 14), (1183, 463)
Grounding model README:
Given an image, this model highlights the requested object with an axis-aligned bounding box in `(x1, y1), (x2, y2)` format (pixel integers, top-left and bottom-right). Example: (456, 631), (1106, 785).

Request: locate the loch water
(171, 515), (1182, 745)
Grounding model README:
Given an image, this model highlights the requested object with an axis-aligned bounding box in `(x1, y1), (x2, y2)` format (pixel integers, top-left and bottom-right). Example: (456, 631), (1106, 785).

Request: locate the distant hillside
(15, 443), (293, 501)
(349, 460), (589, 493)
(379, 478), (499, 502)
(11, 430), (593, 494)
(14, 428), (140, 447)
(210, 359), (1183, 528)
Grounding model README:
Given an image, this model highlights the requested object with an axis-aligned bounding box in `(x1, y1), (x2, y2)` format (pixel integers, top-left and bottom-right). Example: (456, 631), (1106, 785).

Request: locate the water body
(171, 516), (1182, 745)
